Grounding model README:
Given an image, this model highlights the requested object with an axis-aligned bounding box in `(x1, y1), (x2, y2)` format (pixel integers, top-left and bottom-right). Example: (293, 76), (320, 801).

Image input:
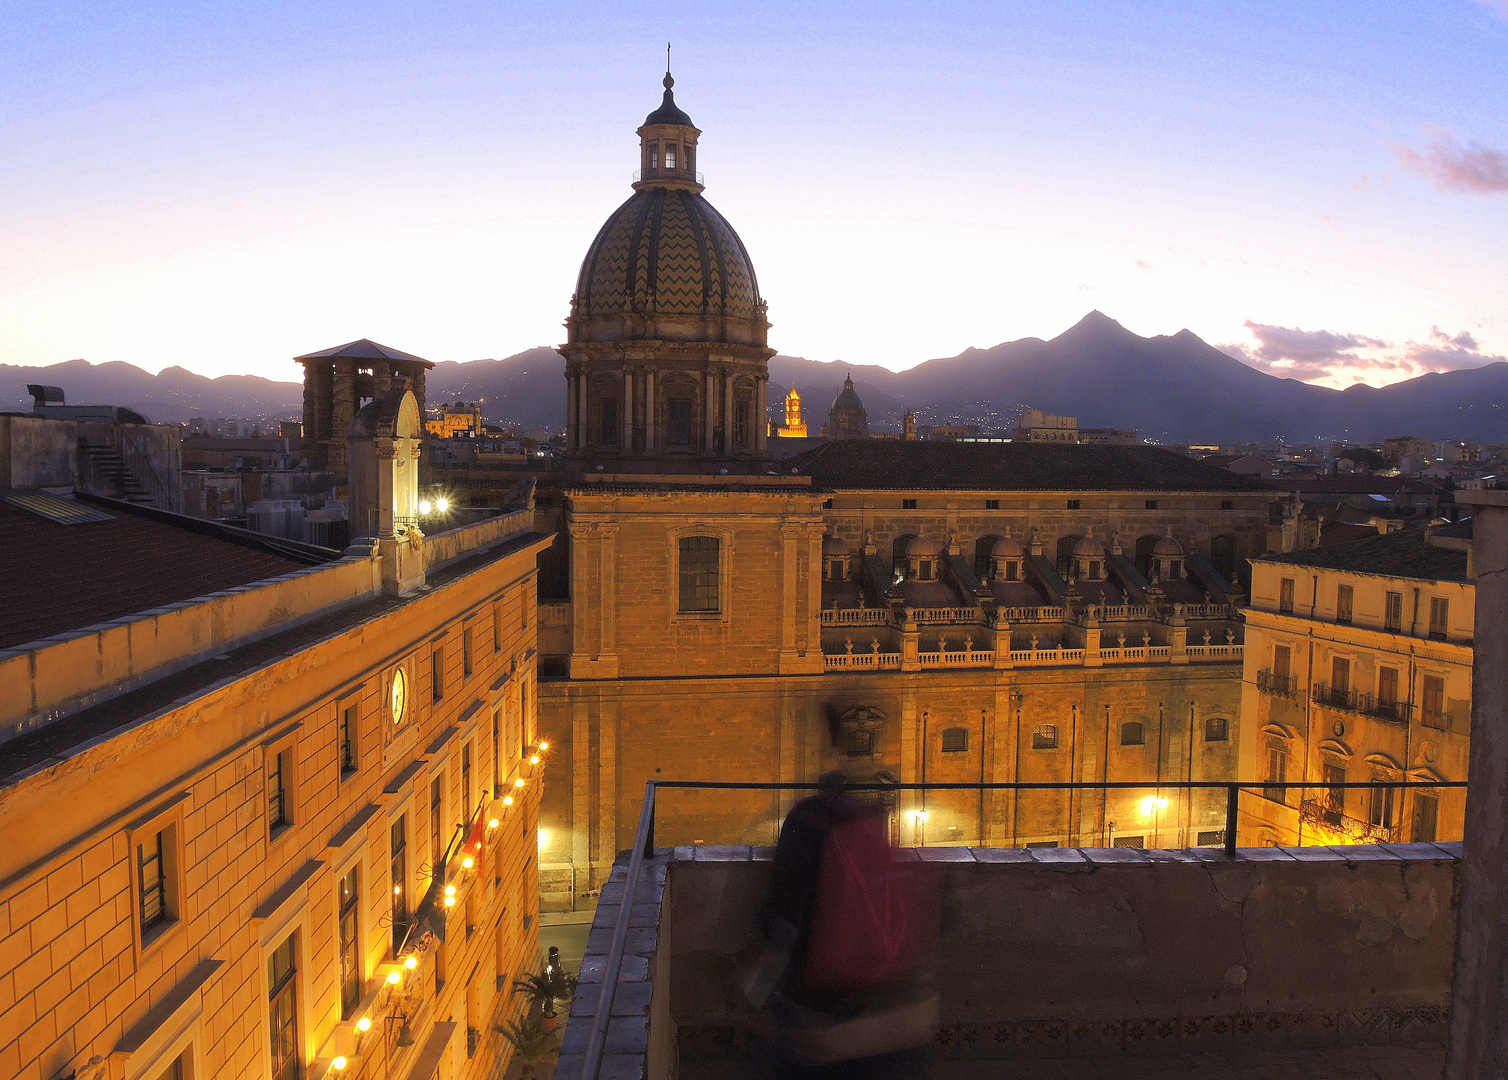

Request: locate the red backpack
(803, 812), (936, 992)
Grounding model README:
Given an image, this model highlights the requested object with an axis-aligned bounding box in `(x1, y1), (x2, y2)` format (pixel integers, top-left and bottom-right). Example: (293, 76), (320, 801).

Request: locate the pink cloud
(1394, 127), (1508, 194)
(1222, 321), (1503, 387)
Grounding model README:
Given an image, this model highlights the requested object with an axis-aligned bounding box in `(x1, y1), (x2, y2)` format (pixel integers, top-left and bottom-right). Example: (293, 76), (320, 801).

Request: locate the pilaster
(645, 367), (657, 450)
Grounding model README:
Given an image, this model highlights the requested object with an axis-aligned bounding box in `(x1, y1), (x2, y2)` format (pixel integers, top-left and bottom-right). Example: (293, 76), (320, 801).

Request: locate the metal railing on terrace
(574, 777), (1466, 1080)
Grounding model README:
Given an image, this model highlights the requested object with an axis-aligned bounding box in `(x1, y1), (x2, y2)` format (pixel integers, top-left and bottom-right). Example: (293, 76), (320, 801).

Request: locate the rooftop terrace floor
(681, 1040), (1445, 1079)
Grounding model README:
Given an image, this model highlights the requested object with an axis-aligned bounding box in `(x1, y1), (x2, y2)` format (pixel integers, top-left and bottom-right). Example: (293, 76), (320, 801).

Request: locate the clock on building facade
(390, 667), (408, 726)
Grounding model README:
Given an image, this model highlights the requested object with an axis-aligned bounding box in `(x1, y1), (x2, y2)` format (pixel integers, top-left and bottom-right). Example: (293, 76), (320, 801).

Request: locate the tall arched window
(891, 535), (915, 584)
(678, 536), (720, 613)
(974, 536), (999, 579)
(1134, 535), (1159, 579)
(1055, 535), (1081, 582)
(1210, 535), (1237, 584)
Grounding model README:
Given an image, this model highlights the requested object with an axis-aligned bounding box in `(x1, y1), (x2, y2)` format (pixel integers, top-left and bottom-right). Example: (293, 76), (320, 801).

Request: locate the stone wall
(0, 415), (77, 491)
(537, 661), (1243, 908)
(656, 843), (1460, 1063)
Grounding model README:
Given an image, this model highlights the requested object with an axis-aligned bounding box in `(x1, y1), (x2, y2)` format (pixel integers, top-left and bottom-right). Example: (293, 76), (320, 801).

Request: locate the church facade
(532, 75), (1270, 908)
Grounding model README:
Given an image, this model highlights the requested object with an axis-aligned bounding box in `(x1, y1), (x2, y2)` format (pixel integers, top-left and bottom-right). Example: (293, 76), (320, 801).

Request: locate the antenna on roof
(667, 41), (671, 75)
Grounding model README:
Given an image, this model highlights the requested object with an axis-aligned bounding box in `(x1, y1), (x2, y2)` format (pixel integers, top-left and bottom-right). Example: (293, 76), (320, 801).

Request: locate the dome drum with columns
(562, 70), (773, 462)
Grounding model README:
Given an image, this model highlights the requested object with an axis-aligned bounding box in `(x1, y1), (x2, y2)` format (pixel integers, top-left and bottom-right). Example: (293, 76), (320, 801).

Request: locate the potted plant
(512, 971), (562, 1030)
(494, 1014), (555, 1080)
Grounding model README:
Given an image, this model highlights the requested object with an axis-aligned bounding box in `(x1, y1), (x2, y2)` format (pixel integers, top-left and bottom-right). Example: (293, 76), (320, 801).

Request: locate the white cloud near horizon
(1221, 320), (1504, 387)
(1394, 126), (1508, 195)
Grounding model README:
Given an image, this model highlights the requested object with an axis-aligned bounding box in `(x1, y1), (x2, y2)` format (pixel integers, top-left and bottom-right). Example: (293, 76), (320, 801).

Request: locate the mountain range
(5, 313), (1506, 443)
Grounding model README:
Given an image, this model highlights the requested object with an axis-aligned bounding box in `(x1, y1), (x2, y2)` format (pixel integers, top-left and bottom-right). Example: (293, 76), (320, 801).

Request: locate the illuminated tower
(777, 386), (808, 438)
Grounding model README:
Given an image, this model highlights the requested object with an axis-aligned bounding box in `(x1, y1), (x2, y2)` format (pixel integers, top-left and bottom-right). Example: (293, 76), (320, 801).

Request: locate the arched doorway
(1210, 535), (1237, 585)
(891, 534), (916, 585)
(1134, 535), (1159, 579)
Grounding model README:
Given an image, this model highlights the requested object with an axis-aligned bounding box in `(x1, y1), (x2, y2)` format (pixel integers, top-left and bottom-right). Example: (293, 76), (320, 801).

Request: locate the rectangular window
(462, 744), (473, 817)
(1336, 583), (1353, 624)
(1323, 763), (1346, 826)
(901, 498), (918, 509)
(268, 751), (289, 833)
(678, 536), (720, 613)
(846, 729), (873, 757)
(493, 604), (503, 652)
(667, 399), (693, 446)
(1066, 499), (1081, 510)
(138, 830), (167, 935)
(985, 499), (1000, 510)
(1429, 596), (1449, 640)
(432, 647), (444, 702)
(339, 705), (357, 777)
(1385, 591), (1403, 632)
(1196, 830), (1225, 847)
(733, 401), (749, 448)
(1331, 656), (1351, 695)
(1204, 716), (1229, 742)
(1413, 792), (1439, 843)
(599, 398), (619, 446)
(463, 627), (474, 678)
(1272, 644), (1291, 681)
(1112, 835), (1145, 849)
(339, 867), (360, 1018)
(1369, 776), (1395, 830)
(431, 777), (444, 869)
(1032, 725), (1058, 750)
(268, 933), (299, 1080)
(649, 145), (659, 169)
(1279, 577), (1295, 614)
(663, 142), (676, 168)
(941, 728), (968, 752)
(1422, 675), (1447, 729)
(1221, 500), (1234, 511)
(391, 816), (409, 956)
(155, 1058), (184, 1080)
(492, 710), (502, 796)
(1378, 665), (1400, 705)
(1265, 740), (1287, 804)
(1145, 500), (1158, 511)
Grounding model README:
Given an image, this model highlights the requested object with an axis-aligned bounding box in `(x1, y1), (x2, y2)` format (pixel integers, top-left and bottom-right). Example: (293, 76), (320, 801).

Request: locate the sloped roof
(783, 440), (1265, 493)
(293, 339), (434, 366)
(0, 497), (325, 650)
(1255, 527), (1469, 583)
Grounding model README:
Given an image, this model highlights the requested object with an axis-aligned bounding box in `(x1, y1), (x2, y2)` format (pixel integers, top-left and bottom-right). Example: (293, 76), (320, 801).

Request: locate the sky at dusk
(2, 1), (1506, 389)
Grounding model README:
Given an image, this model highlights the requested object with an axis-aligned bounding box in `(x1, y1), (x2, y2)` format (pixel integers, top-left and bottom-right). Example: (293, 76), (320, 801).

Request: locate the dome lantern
(636, 67), (702, 194)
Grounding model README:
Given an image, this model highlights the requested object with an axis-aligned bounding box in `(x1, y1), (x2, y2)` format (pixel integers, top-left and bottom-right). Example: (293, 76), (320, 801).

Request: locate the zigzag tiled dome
(574, 187), (761, 323)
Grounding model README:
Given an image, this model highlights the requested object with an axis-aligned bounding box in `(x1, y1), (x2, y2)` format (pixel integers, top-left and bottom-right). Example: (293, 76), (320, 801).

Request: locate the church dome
(1153, 530), (1184, 557)
(991, 536), (1026, 559)
(1073, 534), (1106, 558)
(573, 188), (762, 323)
(906, 536), (941, 558)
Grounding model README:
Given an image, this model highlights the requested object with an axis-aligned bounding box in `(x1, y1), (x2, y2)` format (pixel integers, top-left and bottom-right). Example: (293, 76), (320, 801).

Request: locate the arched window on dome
(663, 142), (677, 169)
(649, 144), (659, 170)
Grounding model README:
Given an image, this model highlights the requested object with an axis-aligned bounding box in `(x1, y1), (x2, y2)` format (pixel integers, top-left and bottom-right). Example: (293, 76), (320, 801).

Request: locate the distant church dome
(1073, 534), (1106, 558)
(570, 73), (764, 336)
(560, 67), (774, 463)
(906, 535), (941, 558)
(991, 535), (1026, 559)
(1153, 529), (1184, 557)
(827, 374), (870, 439)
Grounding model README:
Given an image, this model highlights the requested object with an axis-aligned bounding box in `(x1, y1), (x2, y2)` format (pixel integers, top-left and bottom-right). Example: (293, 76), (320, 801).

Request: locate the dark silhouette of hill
(6, 313), (1505, 441)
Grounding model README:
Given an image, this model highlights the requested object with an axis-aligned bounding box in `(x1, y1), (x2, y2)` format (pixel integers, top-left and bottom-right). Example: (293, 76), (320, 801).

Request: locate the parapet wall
(423, 508), (534, 571)
(0, 554), (380, 744)
(657, 843), (1460, 1060)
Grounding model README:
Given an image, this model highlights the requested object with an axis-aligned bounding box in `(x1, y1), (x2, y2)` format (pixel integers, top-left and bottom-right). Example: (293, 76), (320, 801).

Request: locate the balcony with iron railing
(1358, 693), (1412, 724)
(1256, 669), (1299, 698)
(1312, 682), (1359, 711)
(559, 778), (1466, 1080)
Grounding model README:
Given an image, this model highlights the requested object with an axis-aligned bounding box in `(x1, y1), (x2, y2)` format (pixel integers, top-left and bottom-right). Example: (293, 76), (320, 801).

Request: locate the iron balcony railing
(1312, 683), (1358, 711)
(1256, 669), (1299, 698)
(573, 776), (1467, 1080)
(1358, 693), (1412, 724)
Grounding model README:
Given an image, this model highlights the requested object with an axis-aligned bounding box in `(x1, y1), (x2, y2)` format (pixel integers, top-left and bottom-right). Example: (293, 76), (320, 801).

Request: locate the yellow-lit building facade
(0, 386), (552, 1080)
(1237, 525), (1472, 847)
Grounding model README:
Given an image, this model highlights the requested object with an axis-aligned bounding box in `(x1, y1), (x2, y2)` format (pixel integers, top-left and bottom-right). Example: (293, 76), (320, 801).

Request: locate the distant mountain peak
(1057, 310), (1132, 341)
